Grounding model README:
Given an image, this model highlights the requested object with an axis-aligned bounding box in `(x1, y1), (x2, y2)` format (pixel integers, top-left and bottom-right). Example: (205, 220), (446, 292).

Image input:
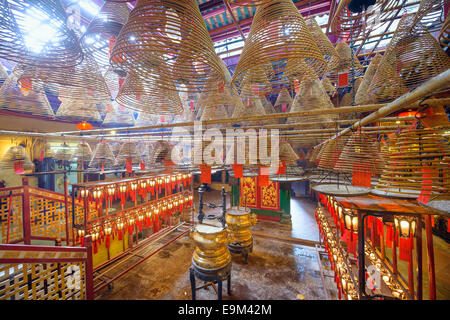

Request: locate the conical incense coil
(234, 96), (268, 126)
(305, 17), (340, 72)
(274, 88), (293, 112)
(17, 46), (111, 102)
(231, 0), (327, 96)
(411, 0), (444, 28)
(330, 0), (402, 39)
(110, 0), (224, 94)
(439, 8), (450, 48)
(0, 66), (54, 118)
(279, 140), (299, 165)
(103, 67), (125, 100)
(56, 94), (102, 122)
(0, 63), (8, 86)
(135, 112), (156, 126)
(321, 77), (336, 96)
(329, 42), (364, 75)
(355, 54), (383, 105)
(200, 104), (230, 122)
(0, 145), (34, 170)
(288, 78), (336, 128)
(238, 65), (273, 97)
(334, 132), (385, 176)
(375, 127), (450, 198)
(89, 141), (116, 169)
(110, 142), (122, 158)
(307, 144), (323, 165)
(148, 140), (173, 166)
(71, 142), (93, 163)
(317, 137), (347, 171)
(116, 142), (142, 166)
(102, 101), (135, 126)
(84, 1), (130, 39)
(54, 142), (73, 162)
(370, 14), (450, 102)
(229, 0), (272, 5)
(0, 0), (83, 68)
(115, 72), (183, 115)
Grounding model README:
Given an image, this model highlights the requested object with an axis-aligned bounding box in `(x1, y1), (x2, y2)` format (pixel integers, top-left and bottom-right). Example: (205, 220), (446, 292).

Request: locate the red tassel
(417, 166), (434, 204)
(105, 235), (111, 248)
(399, 237), (411, 261)
(386, 226), (393, 248)
(200, 164), (211, 184)
(93, 240), (98, 254)
(140, 160), (145, 171)
(39, 150), (44, 162)
(118, 229), (123, 240)
(80, 237), (84, 247)
(232, 164), (243, 178)
(126, 158), (132, 173)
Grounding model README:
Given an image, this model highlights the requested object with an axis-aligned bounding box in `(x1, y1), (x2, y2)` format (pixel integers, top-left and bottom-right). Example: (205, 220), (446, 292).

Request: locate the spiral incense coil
(17, 46), (111, 102)
(330, 42), (364, 75)
(115, 71), (183, 115)
(334, 132), (385, 176)
(231, 0), (327, 96)
(0, 63), (8, 86)
(0, 66), (55, 118)
(54, 142), (73, 162)
(370, 14), (450, 102)
(84, 1), (130, 39)
(148, 140), (173, 165)
(200, 104), (230, 122)
(330, 0), (402, 39)
(374, 127), (450, 198)
(0, 145), (34, 170)
(238, 65), (273, 96)
(55, 94), (102, 122)
(412, 0), (444, 28)
(89, 141), (116, 169)
(110, 0), (224, 94)
(355, 54), (383, 105)
(279, 140), (299, 164)
(110, 142), (122, 158)
(0, 0), (83, 68)
(305, 17), (340, 72)
(288, 78), (336, 128)
(229, 0), (272, 5)
(317, 137), (347, 171)
(439, 9), (450, 48)
(116, 142), (142, 166)
(232, 96), (268, 126)
(102, 101), (135, 126)
(321, 77), (336, 96)
(135, 112), (156, 126)
(307, 145), (323, 165)
(274, 88), (293, 112)
(72, 142), (93, 163)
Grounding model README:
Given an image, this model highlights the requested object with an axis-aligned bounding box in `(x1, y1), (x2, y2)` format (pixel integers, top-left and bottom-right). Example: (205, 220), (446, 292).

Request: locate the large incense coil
(321, 77), (336, 96)
(103, 66), (125, 100)
(229, 0), (272, 5)
(148, 140), (173, 165)
(334, 132), (385, 176)
(0, 63), (8, 86)
(84, 1), (130, 38)
(0, 0), (82, 68)
(412, 0), (444, 28)
(233, 96), (268, 126)
(200, 104), (230, 122)
(0, 66), (55, 118)
(115, 72), (183, 115)
(274, 88), (293, 113)
(238, 65), (273, 96)
(231, 0), (327, 96)
(439, 8), (450, 48)
(110, 142), (122, 158)
(71, 142), (93, 163)
(0, 145), (34, 170)
(317, 137), (347, 171)
(370, 14), (450, 102)
(17, 47), (111, 102)
(288, 78), (336, 128)
(305, 17), (340, 72)
(307, 145), (323, 166)
(56, 95), (102, 122)
(330, 0), (402, 39)
(279, 140), (299, 164)
(116, 142), (142, 166)
(355, 54), (383, 105)
(89, 141), (116, 169)
(54, 142), (73, 162)
(102, 101), (135, 126)
(374, 127), (450, 198)
(135, 112), (156, 126)
(110, 0), (224, 94)
(330, 42), (364, 74)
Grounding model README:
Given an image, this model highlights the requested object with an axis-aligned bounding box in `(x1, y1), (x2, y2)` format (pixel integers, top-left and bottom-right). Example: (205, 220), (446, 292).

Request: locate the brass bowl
(225, 206), (257, 248)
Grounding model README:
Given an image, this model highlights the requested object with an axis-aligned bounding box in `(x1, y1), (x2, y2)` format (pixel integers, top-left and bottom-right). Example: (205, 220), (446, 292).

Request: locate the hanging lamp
(231, 0), (327, 96)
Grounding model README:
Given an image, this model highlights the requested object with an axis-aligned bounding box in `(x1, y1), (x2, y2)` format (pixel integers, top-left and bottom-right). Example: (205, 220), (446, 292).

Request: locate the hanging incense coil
(84, 1), (130, 38)
(0, 66), (55, 118)
(330, 0), (402, 39)
(110, 142), (122, 158)
(374, 127), (450, 198)
(0, 0), (83, 68)
(110, 0), (224, 94)
(54, 142), (73, 162)
(307, 145), (323, 166)
(148, 140), (173, 166)
(370, 14), (450, 102)
(102, 101), (135, 126)
(0, 63), (8, 86)
(329, 42), (364, 76)
(116, 142), (142, 166)
(439, 9), (450, 48)
(412, 0), (444, 28)
(115, 72), (183, 115)
(135, 112), (156, 126)
(71, 142), (93, 163)
(229, 0), (272, 5)
(317, 137), (348, 171)
(0, 145), (34, 170)
(89, 141), (116, 169)
(279, 140), (299, 165)
(355, 54), (383, 105)
(305, 17), (340, 72)
(321, 77), (336, 96)
(288, 78), (336, 128)
(17, 46), (111, 102)
(274, 88), (293, 113)
(232, 96), (268, 126)
(56, 94), (102, 122)
(334, 132), (385, 176)
(231, 0), (327, 96)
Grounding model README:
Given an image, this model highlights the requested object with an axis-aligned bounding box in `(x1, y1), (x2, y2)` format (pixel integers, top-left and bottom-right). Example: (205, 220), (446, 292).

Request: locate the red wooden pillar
(416, 216), (423, 300)
(425, 215), (436, 300)
(392, 226), (397, 274)
(84, 235), (94, 300)
(408, 235), (414, 299)
(64, 173), (70, 246)
(22, 177), (31, 245)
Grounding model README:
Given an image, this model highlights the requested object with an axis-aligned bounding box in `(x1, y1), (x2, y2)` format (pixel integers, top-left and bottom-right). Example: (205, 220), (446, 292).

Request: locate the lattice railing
(0, 238), (93, 300)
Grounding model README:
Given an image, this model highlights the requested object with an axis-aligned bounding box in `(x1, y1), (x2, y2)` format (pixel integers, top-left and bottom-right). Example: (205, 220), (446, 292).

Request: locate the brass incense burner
(225, 206), (257, 251)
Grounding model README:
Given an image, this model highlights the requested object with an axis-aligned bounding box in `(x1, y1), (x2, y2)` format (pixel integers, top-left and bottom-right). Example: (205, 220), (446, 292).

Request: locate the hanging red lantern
(76, 122), (93, 130)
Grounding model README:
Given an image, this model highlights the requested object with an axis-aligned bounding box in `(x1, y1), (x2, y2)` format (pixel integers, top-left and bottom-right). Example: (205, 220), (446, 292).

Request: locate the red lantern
(76, 122), (93, 130)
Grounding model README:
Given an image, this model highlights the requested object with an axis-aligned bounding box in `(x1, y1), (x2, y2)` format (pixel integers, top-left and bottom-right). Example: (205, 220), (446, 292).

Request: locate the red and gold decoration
(239, 176), (280, 211)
